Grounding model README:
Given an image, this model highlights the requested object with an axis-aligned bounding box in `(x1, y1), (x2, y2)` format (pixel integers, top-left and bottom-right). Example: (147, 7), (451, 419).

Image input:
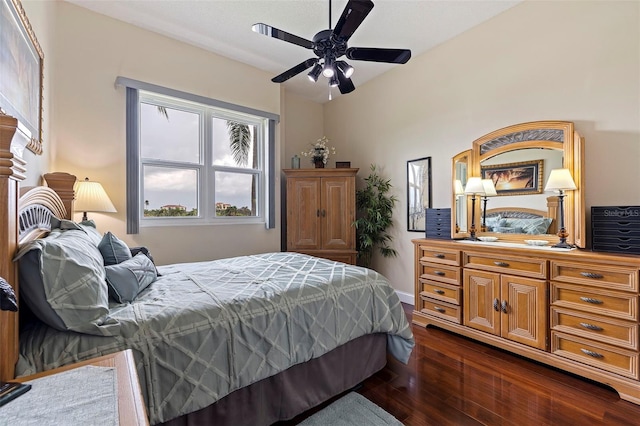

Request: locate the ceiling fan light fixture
(322, 56), (335, 78)
(307, 63), (322, 82)
(329, 75), (339, 87)
(336, 60), (354, 78)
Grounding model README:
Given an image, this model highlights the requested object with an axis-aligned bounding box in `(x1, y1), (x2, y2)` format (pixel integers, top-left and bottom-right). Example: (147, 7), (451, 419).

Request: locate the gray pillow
(105, 253), (157, 303)
(16, 228), (109, 333)
(506, 217), (553, 235)
(98, 232), (132, 265)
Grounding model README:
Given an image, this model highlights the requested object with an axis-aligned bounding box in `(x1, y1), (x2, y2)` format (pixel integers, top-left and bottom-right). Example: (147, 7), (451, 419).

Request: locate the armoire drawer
(419, 263), (461, 285)
(463, 251), (546, 279)
(419, 279), (461, 305)
(551, 306), (638, 350)
(551, 282), (638, 321)
(417, 245), (460, 266)
(551, 331), (639, 379)
(550, 261), (638, 292)
(419, 297), (461, 324)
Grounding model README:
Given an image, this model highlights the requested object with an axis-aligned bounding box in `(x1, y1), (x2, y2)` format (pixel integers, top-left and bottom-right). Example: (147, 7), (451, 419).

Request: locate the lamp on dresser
(544, 168), (577, 248)
(464, 177), (485, 241)
(480, 179), (497, 232)
(454, 179), (464, 232)
(74, 177), (117, 221)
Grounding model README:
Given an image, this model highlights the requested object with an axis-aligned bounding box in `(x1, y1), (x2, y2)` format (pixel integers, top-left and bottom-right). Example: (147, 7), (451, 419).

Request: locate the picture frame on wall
(407, 156), (432, 232)
(481, 159), (543, 196)
(0, 0), (44, 155)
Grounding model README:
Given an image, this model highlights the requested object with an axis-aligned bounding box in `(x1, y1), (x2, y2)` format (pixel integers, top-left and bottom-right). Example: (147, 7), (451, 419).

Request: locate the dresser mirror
(451, 121), (585, 247)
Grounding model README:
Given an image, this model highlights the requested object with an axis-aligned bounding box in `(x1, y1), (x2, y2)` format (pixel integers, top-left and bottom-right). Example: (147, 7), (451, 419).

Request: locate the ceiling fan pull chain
(329, 0), (332, 30)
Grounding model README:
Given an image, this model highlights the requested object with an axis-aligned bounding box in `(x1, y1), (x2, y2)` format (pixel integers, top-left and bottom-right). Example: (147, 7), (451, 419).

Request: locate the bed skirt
(159, 333), (387, 426)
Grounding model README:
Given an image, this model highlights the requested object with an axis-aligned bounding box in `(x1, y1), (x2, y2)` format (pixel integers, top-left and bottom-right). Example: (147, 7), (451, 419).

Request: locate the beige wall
(24, 1), (283, 265)
(323, 0), (640, 300)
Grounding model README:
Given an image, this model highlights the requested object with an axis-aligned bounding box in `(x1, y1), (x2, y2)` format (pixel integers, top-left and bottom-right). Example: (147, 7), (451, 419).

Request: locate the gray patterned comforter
(17, 252), (414, 424)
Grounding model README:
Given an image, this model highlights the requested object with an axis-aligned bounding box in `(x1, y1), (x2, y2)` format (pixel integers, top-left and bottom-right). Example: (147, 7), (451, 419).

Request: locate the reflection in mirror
(480, 148), (562, 235)
(451, 150), (470, 238)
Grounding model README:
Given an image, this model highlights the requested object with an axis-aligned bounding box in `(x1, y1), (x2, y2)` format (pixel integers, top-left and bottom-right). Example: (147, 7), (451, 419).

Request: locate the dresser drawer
(463, 251), (546, 279)
(550, 261), (638, 292)
(420, 297), (461, 324)
(419, 262), (461, 285)
(551, 331), (639, 379)
(551, 307), (638, 350)
(418, 245), (460, 266)
(551, 282), (638, 321)
(419, 279), (461, 305)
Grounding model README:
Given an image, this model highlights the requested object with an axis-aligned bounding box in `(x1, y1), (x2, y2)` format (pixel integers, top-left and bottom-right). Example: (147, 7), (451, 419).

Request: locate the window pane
(143, 166), (198, 217)
(212, 117), (256, 169)
(215, 172), (257, 217)
(141, 102), (200, 163)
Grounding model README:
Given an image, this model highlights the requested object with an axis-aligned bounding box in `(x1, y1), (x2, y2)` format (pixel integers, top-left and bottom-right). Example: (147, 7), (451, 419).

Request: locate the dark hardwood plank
(278, 303), (640, 425)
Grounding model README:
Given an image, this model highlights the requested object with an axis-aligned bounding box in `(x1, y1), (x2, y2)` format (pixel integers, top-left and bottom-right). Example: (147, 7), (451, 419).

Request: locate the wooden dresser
(283, 168), (358, 264)
(413, 238), (640, 404)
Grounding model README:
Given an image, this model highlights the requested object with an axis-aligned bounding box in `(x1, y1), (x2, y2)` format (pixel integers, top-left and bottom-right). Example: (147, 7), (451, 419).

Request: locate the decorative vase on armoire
(314, 160), (325, 168)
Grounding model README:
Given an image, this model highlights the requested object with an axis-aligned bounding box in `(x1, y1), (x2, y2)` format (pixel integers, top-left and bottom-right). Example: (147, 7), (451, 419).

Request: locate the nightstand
(15, 349), (148, 425)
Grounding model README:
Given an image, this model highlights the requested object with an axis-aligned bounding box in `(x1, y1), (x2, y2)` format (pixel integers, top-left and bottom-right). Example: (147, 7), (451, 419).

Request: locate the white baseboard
(395, 290), (414, 307)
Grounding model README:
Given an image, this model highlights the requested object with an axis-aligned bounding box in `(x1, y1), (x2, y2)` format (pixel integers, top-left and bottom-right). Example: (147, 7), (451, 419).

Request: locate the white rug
(298, 392), (403, 426)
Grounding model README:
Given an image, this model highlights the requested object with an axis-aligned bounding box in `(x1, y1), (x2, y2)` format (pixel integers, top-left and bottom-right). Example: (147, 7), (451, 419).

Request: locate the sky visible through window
(141, 103), (255, 212)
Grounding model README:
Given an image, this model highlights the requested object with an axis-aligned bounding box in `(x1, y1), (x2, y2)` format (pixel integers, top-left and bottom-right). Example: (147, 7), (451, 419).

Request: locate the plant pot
(314, 160), (325, 168)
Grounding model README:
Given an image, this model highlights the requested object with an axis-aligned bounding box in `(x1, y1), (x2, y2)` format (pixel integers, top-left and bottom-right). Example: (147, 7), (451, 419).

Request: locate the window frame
(119, 77), (278, 234)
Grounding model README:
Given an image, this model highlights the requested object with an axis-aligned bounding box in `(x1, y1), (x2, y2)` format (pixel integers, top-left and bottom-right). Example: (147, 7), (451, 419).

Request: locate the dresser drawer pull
(579, 322), (603, 331)
(580, 272), (604, 279)
(434, 271), (445, 276)
(580, 348), (604, 359)
(434, 306), (446, 313)
(501, 300), (508, 314)
(580, 297), (604, 305)
(494, 261), (509, 267)
(433, 289), (445, 295)
(493, 298), (500, 312)
(434, 254), (445, 259)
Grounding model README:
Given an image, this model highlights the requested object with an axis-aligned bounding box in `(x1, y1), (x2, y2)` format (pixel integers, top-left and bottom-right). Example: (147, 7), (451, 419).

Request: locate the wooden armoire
(283, 168), (358, 265)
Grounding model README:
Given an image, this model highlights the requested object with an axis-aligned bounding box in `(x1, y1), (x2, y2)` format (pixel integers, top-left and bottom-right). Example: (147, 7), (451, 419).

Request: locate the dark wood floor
(283, 303), (640, 425)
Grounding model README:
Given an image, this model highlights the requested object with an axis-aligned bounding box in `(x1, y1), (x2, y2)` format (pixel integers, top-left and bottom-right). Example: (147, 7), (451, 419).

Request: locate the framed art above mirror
(451, 121), (585, 247)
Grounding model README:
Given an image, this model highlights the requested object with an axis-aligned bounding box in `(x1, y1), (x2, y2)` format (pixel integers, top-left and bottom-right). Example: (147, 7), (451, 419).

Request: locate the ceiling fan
(252, 0), (411, 95)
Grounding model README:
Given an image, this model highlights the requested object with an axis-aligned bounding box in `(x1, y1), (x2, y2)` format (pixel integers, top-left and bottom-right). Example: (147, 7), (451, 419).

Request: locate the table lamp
(544, 168), (577, 248)
(454, 179), (464, 232)
(74, 177), (117, 221)
(464, 177), (485, 241)
(480, 179), (497, 232)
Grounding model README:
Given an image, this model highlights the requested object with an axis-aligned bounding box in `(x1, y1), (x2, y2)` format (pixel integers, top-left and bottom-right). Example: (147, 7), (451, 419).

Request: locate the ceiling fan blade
(272, 58), (318, 83)
(346, 47), (411, 64)
(336, 71), (356, 94)
(252, 23), (314, 49)
(332, 0), (374, 42)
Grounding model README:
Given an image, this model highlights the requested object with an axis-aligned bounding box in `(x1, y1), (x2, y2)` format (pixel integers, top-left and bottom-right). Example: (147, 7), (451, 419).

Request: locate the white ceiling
(65, 0), (522, 103)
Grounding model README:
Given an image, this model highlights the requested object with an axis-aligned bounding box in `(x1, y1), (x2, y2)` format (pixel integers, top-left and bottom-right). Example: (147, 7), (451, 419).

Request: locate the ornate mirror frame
(451, 121), (585, 247)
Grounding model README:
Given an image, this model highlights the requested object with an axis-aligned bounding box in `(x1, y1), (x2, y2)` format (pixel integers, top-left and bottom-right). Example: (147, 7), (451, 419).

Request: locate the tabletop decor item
(302, 136), (335, 168)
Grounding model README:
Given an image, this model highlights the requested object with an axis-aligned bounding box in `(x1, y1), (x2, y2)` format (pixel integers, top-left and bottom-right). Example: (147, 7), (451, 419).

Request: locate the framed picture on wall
(0, 0), (44, 154)
(407, 156), (432, 232)
(481, 159), (543, 196)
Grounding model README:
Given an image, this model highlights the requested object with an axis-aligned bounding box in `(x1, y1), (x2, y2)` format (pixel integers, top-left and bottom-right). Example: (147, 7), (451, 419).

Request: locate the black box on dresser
(591, 206), (640, 255)
(425, 208), (451, 239)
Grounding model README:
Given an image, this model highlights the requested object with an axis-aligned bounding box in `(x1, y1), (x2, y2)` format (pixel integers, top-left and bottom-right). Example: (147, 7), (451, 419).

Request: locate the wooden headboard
(0, 114), (76, 381)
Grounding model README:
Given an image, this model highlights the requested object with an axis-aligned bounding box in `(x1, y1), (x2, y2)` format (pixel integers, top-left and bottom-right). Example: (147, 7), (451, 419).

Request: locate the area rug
(298, 392), (403, 425)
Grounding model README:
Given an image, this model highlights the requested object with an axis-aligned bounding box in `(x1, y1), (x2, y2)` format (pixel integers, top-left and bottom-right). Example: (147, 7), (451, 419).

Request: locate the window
(119, 77), (278, 233)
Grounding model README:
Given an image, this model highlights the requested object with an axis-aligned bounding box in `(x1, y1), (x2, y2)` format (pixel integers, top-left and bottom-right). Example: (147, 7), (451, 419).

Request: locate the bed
(0, 120), (414, 425)
(483, 196), (559, 236)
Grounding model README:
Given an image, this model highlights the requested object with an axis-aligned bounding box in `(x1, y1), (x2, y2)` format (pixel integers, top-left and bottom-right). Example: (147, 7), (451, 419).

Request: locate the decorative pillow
(16, 228), (109, 333)
(105, 253), (157, 303)
(485, 215), (502, 232)
(98, 232), (132, 265)
(504, 217), (553, 235)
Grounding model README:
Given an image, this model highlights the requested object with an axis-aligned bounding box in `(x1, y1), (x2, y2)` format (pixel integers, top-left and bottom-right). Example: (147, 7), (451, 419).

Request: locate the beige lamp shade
(74, 178), (116, 220)
(464, 177), (485, 195)
(481, 179), (497, 197)
(544, 169), (577, 191)
(454, 179), (464, 195)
